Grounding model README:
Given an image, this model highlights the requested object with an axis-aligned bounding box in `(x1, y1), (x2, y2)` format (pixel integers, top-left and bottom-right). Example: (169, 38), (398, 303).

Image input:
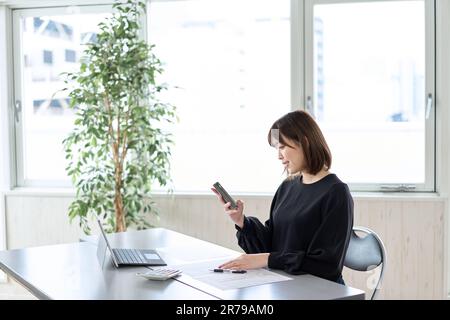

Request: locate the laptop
(96, 218), (167, 267)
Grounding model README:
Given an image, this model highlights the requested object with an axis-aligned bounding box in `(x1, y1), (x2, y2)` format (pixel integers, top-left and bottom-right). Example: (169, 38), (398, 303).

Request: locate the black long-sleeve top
(236, 173), (353, 282)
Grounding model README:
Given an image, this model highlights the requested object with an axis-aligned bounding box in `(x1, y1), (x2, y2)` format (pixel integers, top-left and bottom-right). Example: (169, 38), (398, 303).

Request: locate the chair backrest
(344, 226), (387, 300)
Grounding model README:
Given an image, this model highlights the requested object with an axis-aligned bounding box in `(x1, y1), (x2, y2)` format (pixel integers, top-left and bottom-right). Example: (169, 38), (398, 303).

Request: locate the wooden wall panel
(341, 199), (445, 299)
(5, 194), (446, 299)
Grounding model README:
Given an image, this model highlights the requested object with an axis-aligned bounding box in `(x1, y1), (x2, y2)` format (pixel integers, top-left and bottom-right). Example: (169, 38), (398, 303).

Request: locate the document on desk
(174, 258), (292, 291)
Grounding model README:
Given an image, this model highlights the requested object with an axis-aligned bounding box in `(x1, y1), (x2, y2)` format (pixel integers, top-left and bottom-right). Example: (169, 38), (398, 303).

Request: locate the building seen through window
(19, 13), (110, 182)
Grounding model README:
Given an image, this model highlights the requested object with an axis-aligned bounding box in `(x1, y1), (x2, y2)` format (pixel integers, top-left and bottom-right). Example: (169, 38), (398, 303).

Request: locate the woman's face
(277, 135), (305, 174)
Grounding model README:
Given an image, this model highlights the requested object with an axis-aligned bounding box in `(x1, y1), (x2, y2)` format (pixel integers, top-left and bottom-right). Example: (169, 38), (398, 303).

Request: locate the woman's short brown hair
(267, 110), (332, 175)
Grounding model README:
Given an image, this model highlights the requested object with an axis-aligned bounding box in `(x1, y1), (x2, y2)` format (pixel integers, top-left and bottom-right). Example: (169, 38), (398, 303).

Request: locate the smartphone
(213, 182), (238, 210)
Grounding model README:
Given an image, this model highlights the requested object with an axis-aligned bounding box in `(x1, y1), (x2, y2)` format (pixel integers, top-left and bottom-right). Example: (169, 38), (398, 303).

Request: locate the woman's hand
(211, 187), (245, 228)
(219, 253), (270, 270)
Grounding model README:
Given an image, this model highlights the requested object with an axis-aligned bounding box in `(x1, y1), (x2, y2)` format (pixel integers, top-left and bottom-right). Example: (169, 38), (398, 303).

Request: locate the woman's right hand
(211, 188), (245, 228)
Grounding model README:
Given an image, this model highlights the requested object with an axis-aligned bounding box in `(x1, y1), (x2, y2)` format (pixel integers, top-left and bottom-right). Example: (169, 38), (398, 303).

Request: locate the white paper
(155, 246), (237, 265)
(172, 258), (292, 291)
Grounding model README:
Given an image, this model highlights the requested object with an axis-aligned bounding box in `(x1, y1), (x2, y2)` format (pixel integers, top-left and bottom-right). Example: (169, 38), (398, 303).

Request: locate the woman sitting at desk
(212, 110), (354, 285)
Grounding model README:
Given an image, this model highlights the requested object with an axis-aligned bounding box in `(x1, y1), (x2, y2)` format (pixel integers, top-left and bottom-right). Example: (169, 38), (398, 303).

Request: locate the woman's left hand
(219, 253), (270, 270)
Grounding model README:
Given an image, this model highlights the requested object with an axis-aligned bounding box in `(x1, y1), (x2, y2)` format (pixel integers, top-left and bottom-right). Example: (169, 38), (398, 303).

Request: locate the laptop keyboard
(113, 248), (147, 265)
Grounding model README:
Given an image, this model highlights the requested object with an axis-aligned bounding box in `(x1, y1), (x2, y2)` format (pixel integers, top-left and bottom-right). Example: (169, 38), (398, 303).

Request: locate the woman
(212, 110), (353, 284)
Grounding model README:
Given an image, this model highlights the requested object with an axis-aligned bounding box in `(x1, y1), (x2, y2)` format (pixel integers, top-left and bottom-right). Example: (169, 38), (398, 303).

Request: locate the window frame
(303, 0), (436, 192)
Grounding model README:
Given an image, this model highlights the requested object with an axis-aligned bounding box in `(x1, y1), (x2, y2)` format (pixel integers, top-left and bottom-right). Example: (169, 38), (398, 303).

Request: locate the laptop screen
(96, 219), (119, 267)
(96, 229), (108, 268)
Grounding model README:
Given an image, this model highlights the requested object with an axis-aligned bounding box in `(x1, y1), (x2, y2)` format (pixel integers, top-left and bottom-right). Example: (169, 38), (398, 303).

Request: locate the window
(43, 50), (53, 64)
(65, 49), (76, 62)
(80, 32), (98, 44)
(11, 0), (436, 193)
(305, 0), (435, 191)
(148, 0), (291, 193)
(13, 7), (112, 186)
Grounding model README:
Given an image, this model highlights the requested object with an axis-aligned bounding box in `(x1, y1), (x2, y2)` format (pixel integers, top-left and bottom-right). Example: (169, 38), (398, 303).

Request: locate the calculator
(136, 268), (182, 281)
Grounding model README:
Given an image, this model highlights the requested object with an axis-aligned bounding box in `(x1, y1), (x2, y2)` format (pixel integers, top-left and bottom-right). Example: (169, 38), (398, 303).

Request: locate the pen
(211, 268), (247, 274)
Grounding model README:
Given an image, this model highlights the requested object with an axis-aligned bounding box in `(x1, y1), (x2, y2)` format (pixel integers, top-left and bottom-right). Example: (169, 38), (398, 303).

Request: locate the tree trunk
(114, 167), (126, 232)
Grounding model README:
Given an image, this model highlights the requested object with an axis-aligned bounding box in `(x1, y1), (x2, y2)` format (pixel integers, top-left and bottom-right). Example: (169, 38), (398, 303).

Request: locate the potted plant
(62, 0), (176, 234)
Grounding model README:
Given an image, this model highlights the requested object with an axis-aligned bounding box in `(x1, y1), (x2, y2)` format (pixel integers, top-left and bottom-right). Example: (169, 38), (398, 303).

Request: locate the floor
(0, 278), (37, 300)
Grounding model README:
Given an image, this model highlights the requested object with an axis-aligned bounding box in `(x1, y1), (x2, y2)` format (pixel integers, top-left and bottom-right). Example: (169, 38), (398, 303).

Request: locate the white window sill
(4, 187), (446, 201)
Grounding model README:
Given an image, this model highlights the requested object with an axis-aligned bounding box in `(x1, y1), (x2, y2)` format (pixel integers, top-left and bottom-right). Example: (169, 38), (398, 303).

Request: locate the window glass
(148, 0), (291, 193)
(312, 1), (426, 184)
(19, 12), (110, 183)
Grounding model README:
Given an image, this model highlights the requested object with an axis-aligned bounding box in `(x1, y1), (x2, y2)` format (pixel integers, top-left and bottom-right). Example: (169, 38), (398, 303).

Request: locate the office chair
(344, 226), (386, 300)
